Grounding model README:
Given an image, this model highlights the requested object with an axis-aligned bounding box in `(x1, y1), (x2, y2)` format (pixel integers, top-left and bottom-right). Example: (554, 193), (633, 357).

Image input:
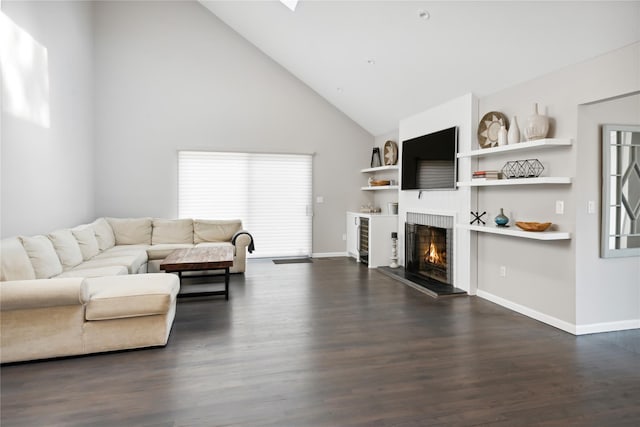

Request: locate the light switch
(555, 200), (564, 215)
(316, 196), (324, 204)
(587, 200), (596, 214)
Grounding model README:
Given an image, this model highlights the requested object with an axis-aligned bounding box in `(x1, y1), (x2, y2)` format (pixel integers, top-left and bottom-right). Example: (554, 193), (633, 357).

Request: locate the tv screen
(401, 126), (458, 190)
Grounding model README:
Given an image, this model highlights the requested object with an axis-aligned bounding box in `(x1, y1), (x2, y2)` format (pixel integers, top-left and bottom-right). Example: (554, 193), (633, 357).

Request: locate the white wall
(1, 1), (94, 237)
(398, 93), (477, 294)
(477, 43), (640, 330)
(92, 1), (372, 255)
(575, 93), (640, 332)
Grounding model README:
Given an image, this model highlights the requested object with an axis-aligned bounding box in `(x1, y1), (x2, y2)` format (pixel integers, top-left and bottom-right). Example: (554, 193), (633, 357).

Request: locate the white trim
(575, 319), (640, 335)
(312, 252), (348, 258)
(476, 289), (577, 335)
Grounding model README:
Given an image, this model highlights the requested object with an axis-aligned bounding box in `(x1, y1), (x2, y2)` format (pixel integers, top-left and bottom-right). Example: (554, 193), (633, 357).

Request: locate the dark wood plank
(160, 246), (233, 272)
(2, 257), (640, 426)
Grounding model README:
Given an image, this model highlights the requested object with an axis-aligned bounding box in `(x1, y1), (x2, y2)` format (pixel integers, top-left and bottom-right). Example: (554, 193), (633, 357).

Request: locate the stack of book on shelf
(472, 170), (501, 180)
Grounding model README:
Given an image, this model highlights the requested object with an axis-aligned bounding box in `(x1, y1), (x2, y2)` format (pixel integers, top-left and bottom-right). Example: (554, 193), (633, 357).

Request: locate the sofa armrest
(231, 230), (254, 253)
(0, 278), (89, 311)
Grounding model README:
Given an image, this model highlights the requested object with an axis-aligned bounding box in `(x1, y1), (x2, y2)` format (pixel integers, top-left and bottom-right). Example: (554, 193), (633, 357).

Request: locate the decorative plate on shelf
(477, 111), (508, 148)
(383, 140), (398, 165)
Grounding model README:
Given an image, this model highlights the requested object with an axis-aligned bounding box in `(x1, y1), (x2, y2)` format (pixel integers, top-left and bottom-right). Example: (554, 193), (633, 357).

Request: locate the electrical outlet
(499, 266), (507, 277)
(588, 200), (596, 214)
(316, 196), (324, 204)
(555, 200), (564, 215)
(342, 233), (347, 241)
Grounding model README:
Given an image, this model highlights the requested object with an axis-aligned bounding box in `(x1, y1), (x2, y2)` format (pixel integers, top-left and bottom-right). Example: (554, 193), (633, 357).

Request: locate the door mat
(273, 258), (313, 264)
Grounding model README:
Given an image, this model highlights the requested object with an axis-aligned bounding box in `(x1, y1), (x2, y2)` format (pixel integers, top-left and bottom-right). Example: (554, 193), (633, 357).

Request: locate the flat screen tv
(401, 126), (458, 190)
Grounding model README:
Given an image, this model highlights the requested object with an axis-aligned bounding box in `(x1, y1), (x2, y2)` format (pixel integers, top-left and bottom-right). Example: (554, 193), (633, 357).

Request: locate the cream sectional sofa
(0, 217), (253, 363)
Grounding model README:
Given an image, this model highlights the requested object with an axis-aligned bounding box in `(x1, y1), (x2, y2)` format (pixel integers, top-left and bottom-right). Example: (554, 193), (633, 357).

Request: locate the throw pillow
(72, 225), (100, 260)
(19, 235), (63, 279)
(106, 217), (152, 245)
(92, 218), (116, 251)
(152, 219), (194, 244)
(48, 229), (83, 269)
(193, 219), (242, 243)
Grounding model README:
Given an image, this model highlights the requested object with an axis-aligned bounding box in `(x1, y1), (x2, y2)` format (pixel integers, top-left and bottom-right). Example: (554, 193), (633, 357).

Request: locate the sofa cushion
(78, 251), (148, 274)
(84, 273), (179, 321)
(0, 237), (37, 281)
(71, 225), (100, 261)
(107, 217), (152, 245)
(55, 266), (128, 278)
(147, 243), (194, 260)
(91, 218), (115, 251)
(152, 219), (193, 244)
(19, 235), (63, 279)
(193, 219), (242, 243)
(48, 229), (83, 270)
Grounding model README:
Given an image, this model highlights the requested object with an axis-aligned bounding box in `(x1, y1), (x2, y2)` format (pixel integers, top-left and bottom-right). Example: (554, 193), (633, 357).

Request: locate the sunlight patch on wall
(0, 11), (50, 128)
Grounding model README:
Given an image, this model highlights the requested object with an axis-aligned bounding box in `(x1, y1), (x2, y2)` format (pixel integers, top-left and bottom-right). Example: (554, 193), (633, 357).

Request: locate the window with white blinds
(178, 151), (313, 258)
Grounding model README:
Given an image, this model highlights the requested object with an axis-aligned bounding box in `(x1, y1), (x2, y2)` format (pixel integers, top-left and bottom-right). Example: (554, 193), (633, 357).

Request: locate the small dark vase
(495, 208), (509, 227)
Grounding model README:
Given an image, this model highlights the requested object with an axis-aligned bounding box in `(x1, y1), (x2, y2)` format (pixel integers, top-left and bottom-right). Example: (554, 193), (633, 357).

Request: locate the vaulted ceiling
(200, 1), (640, 135)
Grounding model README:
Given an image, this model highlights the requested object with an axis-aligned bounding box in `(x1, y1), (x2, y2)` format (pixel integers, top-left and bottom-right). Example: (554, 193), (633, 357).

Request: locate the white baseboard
(476, 289), (577, 335)
(311, 252), (348, 258)
(477, 290), (640, 335)
(575, 319), (640, 335)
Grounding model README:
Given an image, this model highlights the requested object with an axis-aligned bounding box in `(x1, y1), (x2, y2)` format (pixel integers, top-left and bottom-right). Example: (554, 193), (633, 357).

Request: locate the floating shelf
(457, 138), (572, 158)
(457, 177), (572, 187)
(457, 224), (571, 240)
(360, 165), (399, 173)
(361, 185), (399, 191)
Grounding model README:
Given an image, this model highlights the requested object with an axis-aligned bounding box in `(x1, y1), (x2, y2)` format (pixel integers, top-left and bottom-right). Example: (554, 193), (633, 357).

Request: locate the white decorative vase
(497, 124), (508, 146)
(508, 115), (520, 144)
(524, 103), (549, 141)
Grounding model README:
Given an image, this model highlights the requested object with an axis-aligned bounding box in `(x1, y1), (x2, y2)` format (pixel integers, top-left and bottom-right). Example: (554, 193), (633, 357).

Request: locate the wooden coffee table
(160, 246), (234, 300)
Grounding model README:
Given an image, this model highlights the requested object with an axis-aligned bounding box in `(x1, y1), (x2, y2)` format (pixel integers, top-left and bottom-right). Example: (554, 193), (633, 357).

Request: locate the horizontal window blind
(178, 151), (312, 258)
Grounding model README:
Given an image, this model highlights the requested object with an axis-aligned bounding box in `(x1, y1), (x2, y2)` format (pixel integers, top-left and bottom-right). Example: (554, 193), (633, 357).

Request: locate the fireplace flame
(425, 241), (445, 266)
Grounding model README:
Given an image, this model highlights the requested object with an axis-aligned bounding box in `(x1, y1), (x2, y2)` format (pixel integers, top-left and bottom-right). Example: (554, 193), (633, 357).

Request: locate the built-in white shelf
(361, 165), (399, 173)
(361, 185), (399, 191)
(457, 224), (571, 240)
(457, 177), (572, 187)
(457, 138), (572, 158)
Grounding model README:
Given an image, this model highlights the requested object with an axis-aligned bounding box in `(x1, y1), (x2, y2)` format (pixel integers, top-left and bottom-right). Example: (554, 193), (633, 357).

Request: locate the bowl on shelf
(369, 179), (391, 187)
(515, 221), (552, 232)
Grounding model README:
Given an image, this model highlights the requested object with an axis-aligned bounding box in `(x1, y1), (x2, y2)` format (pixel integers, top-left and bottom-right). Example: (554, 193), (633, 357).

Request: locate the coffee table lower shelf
(174, 270), (230, 300)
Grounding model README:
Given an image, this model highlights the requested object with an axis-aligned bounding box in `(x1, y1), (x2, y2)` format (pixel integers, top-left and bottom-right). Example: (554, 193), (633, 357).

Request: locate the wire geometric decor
(501, 159), (544, 179)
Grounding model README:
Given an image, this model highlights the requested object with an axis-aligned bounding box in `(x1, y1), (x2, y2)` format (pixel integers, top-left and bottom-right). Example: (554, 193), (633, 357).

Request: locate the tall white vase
(497, 124), (508, 146)
(508, 115), (520, 144)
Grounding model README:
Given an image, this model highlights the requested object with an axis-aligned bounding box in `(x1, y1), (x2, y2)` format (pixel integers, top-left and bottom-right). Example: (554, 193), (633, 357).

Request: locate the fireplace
(405, 213), (454, 287)
(405, 224), (452, 285)
(378, 212), (464, 297)
(404, 213), (453, 286)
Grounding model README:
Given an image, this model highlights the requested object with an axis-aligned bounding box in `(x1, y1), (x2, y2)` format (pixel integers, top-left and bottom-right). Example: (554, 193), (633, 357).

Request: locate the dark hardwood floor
(2, 258), (639, 426)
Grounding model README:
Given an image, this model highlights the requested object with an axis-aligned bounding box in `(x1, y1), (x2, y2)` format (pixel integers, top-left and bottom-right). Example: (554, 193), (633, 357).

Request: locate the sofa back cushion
(48, 229), (83, 269)
(107, 218), (152, 245)
(71, 225), (100, 261)
(0, 237), (37, 281)
(19, 235), (64, 279)
(91, 218), (115, 251)
(194, 219), (242, 243)
(152, 219), (193, 244)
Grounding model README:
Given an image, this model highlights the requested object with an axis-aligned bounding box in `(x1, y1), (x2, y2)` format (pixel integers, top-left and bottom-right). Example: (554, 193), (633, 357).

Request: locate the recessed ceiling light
(366, 59), (376, 65)
(417, 9), (430, 20)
